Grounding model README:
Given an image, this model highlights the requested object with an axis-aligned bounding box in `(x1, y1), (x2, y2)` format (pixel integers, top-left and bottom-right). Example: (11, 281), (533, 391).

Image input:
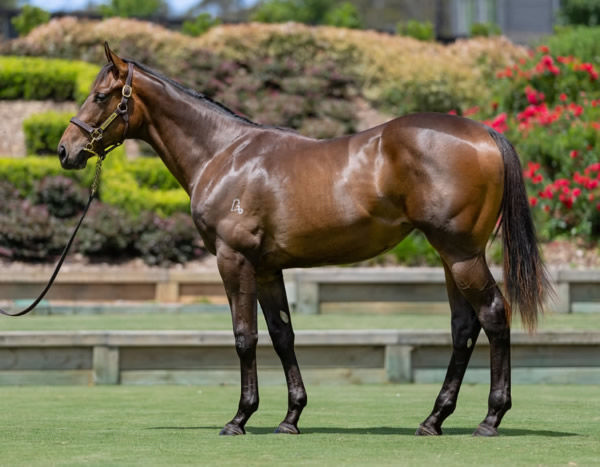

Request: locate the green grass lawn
(1, 384), (598, 466)
(1, 308), (600, 332)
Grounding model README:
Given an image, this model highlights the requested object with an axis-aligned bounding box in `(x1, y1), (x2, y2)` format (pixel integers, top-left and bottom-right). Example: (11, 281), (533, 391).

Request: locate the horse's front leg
(217, 245), (259, 435)
(257, 270), (307, 434)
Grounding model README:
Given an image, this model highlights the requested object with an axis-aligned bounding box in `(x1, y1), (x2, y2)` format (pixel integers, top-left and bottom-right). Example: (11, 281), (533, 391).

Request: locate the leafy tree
(560, 0), (600, 26)
(324, 1), (362, 28)
(11, 5), (50, 37)
(251, 0), (302, 23)
(98, 0), (168, 18)
(251, 0), (363, 27)
(181, 13), (221, 36)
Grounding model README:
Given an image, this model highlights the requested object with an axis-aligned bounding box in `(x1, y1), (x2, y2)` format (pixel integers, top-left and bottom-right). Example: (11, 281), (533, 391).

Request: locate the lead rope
(0, 155), (104, 317)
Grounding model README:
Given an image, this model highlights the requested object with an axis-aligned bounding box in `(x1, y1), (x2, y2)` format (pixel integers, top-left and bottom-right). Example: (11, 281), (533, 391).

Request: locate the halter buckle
(91, 128), (103, 141)
(122, 85), (132, 98)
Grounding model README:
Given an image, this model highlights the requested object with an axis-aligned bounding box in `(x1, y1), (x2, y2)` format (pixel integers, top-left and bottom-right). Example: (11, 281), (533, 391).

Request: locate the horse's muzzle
(58, 144), (88, 170)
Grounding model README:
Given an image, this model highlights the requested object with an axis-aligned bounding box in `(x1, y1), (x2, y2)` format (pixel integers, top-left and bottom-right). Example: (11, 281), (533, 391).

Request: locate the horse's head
(58, 43), (138, 169)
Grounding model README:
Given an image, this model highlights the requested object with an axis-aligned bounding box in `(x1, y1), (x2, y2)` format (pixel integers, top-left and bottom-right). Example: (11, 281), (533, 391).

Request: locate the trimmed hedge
(23, 111), (73, 155)
(0, 150), (188, 217)
(0, 56), (98, 103)
(0, 155), (201, 264)
(0, 156), (95, 194)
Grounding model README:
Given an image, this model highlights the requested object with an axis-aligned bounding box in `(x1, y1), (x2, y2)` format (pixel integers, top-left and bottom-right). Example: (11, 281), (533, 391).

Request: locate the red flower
(483, 112), (508, 133)
(529, 196), (538, 206)
(570, 150), (579, 159)
(463, 106), (480, 117)
(559, 93), (567, 102)
(538, 45), (550, 54)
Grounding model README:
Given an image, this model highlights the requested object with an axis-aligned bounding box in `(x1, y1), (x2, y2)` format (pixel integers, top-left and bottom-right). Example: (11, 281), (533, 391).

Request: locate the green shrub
(33, 176), (88, 219)
(100, 153), (189, 217)
(380, 78), (466, 114)
(125, 158), (181, 190)
(181, 13), (221, 37)
(23, 111), (71, 155)
(0, 154), (204, 264)
(543, 26), (600, 64)
(560, 0), (600, 26)
(0, 157), (95, 194)
(134, 212), (203, 265)
(0, 56), (99, 103)
(470, 22), (501, 37)
(396, 20), (434, 41)
(389, 231), (440, 266)
(0, 200), (66, 261)
(11, 5), (50, 37)
(76, 203), (138, 259)
(324, 2), (362, 29)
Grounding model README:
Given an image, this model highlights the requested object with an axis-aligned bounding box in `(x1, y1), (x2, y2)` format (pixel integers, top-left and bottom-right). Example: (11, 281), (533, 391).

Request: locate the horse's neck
(135, 75), (257, 194)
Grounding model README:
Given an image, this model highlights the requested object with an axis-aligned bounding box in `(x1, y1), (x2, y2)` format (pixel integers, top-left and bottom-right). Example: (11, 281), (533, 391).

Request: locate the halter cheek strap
(70, 62), (134, 159)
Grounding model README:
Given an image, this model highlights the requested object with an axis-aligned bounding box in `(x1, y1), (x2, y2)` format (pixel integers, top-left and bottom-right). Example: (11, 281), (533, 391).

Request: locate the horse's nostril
(58, 144), (67, 162)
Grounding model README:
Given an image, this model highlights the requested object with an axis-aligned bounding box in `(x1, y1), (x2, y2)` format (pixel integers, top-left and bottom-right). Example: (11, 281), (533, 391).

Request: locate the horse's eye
(94, 93), (108, 103)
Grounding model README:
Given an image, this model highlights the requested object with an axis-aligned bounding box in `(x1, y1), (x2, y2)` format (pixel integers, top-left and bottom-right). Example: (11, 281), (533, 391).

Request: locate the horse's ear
(103, 41), (127, 80)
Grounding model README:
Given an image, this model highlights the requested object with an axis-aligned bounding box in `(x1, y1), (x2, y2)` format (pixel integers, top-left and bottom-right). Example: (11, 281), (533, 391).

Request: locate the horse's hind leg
(445, 255), (512, 436)
(416, 262), (482, 436)
(257, 270), (307, 434)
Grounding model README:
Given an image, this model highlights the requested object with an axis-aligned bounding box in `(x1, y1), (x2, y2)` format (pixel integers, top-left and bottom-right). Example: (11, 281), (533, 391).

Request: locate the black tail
(488, 128), (553, 332)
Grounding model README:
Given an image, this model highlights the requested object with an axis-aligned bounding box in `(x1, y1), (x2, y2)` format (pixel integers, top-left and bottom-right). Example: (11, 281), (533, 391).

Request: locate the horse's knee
(234, 332), (258, 359)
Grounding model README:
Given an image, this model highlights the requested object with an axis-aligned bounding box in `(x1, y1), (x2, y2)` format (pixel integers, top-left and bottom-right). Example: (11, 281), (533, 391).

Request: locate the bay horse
(58, 44), (551, 437)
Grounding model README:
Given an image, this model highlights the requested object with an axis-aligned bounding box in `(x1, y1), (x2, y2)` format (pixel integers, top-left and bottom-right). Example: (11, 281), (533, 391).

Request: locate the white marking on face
(231, 198), (244, 214)
(280, 310), (289, 324)
(467, 338), (473, 349)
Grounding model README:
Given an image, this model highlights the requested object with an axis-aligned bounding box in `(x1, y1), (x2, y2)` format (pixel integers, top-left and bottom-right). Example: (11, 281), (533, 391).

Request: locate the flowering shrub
(478, 45), (600, 239)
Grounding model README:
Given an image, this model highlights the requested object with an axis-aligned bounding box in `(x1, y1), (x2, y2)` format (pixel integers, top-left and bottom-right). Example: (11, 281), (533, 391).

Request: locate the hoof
(219, 423), (245, 436)
(275, 422), (300, 434)
(415, 424), (441, 436)
(472, 424), (498, 437)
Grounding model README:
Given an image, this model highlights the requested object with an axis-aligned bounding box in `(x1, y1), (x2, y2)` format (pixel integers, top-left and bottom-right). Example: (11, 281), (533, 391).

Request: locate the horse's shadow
(147, 426), (578, 437)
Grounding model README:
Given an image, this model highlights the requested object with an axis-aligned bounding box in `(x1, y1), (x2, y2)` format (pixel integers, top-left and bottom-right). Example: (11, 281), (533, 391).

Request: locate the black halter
(70, 62), (134, 159)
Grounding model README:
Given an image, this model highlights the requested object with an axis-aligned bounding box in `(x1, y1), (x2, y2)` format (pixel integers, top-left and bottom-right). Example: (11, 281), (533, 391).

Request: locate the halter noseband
(70, 62), (134, 159)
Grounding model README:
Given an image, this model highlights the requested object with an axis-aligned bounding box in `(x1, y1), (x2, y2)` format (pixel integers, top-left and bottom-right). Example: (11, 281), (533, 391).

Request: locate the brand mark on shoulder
(231, 199), (244, 214)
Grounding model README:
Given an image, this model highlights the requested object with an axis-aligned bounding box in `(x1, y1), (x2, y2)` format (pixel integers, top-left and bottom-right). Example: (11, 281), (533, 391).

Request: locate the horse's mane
(120, 59), (263, 128)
